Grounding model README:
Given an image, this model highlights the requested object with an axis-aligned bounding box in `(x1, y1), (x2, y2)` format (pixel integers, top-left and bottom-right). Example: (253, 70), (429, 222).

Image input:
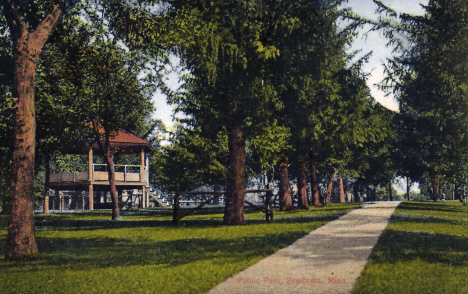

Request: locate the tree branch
(29, 0), (69, 56)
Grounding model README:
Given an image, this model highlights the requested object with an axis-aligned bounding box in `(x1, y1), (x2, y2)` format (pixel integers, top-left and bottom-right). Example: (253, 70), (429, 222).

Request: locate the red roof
(92, 128), (154, 152)
(64, 124), (155, 154)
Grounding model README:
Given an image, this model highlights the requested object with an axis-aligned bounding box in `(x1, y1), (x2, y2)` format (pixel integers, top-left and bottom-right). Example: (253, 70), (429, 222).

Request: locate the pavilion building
(43, 129), (166, 213)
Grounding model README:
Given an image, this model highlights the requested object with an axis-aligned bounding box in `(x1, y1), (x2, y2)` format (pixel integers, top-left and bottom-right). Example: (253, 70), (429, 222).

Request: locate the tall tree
(271, 0), (371, 206)
(1, 0), (70, 260)
(165, 1), (296, 224)
(375, 0), (468, 201)
(38, 18), (154, 220)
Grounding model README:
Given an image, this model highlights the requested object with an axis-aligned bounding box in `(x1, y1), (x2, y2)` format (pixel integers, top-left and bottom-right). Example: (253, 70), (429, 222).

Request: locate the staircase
(145, 186), (171, 208)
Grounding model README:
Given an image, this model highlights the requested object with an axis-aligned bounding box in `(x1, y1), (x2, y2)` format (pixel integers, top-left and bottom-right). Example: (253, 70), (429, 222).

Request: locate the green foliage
(376, 0), (468, 182)
(36, 8), (155, 152)
(354, 201), (468, 293)
(246, 119), (291, 179)
(152, 126), (228, 192)
(0, 203), (359, 294)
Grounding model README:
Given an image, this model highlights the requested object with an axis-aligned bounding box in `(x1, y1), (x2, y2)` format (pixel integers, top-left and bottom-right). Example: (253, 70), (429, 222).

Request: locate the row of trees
(375, 0), (468, 201)
(1, 0), (468, 259)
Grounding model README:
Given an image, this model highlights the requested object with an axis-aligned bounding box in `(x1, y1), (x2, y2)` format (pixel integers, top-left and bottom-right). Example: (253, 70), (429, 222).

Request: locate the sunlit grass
(353, 201), (468, 294)
(0, 203), (359, 294)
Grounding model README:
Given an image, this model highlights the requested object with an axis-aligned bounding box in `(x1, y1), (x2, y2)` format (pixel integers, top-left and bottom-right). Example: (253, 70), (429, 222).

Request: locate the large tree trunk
(4, 0), (68, 260)
(278, 152), (292, 211)
(6, 30), (40, 260)
(223, 121), (246, 225)
(388, 179), (393, 201)
(309, 152), (320, 206)
(433, 171), (441, 202)
(297, 157), (309, 210)
(103, 134), (120, 221)
(324, 171), (335, 205)
(339, 175), (345, 203)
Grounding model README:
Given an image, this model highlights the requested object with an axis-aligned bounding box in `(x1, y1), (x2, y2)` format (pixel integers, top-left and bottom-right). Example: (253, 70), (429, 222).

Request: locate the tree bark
(339, 175), (345, 203)
(388, 179), (393, 201)
(278, 152), (292, 211)
(324, 171), (335, 205)
(4, 0), (68, 260)
(309, 152), (320, 206)
(433, 171), (441, 202)
(297, 157), (309, 209)
(223, 121), (246, 225)
(103, 133), (120, 221)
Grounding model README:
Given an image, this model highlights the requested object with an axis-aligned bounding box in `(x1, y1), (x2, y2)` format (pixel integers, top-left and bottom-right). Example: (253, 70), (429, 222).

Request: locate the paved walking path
(207, 201), (400, 294)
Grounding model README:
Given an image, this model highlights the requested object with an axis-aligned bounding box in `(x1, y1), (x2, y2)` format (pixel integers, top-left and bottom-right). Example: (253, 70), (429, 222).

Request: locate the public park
(0, 0), (468, 293)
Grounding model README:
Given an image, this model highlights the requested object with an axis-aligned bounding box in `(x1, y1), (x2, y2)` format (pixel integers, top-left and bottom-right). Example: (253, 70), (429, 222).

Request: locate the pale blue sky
(344, 0), (428, 111)
(152, 0), (429, 127)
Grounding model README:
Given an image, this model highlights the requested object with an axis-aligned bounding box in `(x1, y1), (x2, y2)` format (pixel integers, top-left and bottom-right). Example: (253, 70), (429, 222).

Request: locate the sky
(151, 0), (430, 127)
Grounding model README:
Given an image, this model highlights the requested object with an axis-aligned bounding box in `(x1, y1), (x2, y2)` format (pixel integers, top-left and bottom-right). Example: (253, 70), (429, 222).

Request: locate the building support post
(141, 148), (145, 184)
(89, 184), (94, 210)
(44, 154), (50, 215)
(59, 191), (64, 212)
(141, 186), (146, 209)
(146, 154), (149, 185)
(88, 147), (93, 181)
(88, 147), (94, 210)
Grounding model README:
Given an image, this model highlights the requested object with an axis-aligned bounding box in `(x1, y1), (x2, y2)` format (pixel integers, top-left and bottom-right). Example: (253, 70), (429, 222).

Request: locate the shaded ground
(0, 204), (359, 294)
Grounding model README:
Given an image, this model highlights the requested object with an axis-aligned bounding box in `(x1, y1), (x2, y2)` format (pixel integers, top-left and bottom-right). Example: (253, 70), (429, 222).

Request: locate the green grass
(0, 203), (359, 294)
(353, 201), (468, 294)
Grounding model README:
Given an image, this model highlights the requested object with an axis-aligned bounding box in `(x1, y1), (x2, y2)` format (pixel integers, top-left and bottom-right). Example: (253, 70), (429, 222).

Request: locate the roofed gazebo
(44, 129), (155, 213)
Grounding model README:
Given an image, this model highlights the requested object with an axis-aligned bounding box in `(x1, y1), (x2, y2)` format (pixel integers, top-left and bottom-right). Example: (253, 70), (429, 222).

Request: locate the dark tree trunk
(353, 181), (360, 202)
(309, 152), (320, 206)
(406, 176), (410, 201)
(297, 157), (309, 210)
(223, 121), (246, 225)
(339, 175), (345, 203)
(433, 171), (441, 202)
(388, 179), (393, 201)
(4, 0), (68, 260)
(278, 152), (292, 211)
(324, 172), (335, 205)
(103, 134), (120, 221)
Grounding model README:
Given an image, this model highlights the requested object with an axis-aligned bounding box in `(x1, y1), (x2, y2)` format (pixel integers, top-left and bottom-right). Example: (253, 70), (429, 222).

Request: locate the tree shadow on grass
(33, 213), (340, 231)
(370, 229), (468, 267)
(0, 230), (308, 272)
(398, 202), (467, 214)
(390, 214), (468, 225)
(36, 204), (357, 219)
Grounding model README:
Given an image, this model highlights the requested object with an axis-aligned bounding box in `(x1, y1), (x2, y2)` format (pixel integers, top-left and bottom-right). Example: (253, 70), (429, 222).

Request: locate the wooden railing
(50, 164), (145, 183)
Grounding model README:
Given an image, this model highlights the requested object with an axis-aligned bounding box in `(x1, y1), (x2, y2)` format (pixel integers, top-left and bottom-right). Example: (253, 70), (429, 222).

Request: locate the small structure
(43, 129), (163, 212)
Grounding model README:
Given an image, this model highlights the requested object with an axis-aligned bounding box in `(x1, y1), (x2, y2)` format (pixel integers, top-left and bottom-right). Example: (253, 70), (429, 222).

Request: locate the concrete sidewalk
(207, 201), (400, 294)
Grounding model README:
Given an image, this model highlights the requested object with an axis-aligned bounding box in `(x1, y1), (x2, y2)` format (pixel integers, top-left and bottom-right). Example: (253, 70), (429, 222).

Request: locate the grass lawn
(354, 201), (468, 294)
(0, 203), (359, 294)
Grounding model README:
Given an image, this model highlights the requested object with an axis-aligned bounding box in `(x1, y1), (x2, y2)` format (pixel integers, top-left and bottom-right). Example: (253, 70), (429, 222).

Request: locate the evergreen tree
(376, 0), (468, 201)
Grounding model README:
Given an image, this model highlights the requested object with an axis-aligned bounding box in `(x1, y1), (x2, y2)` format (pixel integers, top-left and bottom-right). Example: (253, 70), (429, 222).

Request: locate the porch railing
(50, 164), (147, 184)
